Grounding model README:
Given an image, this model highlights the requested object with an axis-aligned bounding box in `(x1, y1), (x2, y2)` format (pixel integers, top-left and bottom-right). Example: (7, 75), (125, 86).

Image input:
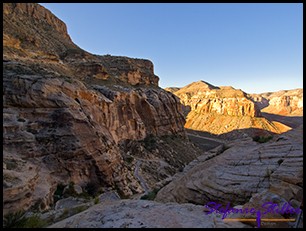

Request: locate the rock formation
(155, 125), (303, 228)
(250, 89), (303, 116)
(249, 89), (303, 129)
(48, 199), (250, 228)
(3, 3), (200, 216)
(164, 87), (181, 94)
(170, 81), (291, 137)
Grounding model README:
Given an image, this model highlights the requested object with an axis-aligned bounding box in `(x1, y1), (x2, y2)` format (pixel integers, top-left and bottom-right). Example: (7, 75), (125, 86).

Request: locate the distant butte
(167, 80), (302, 139)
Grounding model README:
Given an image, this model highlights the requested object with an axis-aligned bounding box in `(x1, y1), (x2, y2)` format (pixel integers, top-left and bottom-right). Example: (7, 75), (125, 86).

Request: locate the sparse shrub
(58, 208), (69, 220)
(21, 214), (48, 228)
(17, 118), (26, 122)
(3, 211), (47, 228)
(143, 134), (157, 151)
(277, 159), (284, 165)
(53, 183), (65, 203)
(265, 168), (271, 178)
(94, 197), (99, 204)
(5, 160), (18, 170)
(63, 181), (78, 197)
(64, 77), (73, 83)
(3, 211), (27, 228)
(71, 205), (88, 214)
(140, 188), (159, 200)
(58, 205), (88, 221)
(253, 135), (273, 143)
(84, 181), (100, 197)
(125, 156), (134, 164)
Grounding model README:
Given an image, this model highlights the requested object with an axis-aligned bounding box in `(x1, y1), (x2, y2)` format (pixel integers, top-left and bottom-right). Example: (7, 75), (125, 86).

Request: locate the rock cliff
(164, 87), (181, 94)
(171, 81), (290, 137)
(250, 89), (303, 116)
(3, 3), (198, 216)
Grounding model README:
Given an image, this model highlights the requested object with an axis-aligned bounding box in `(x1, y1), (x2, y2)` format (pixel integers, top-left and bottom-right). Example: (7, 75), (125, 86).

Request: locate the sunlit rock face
(260, 89), (303, 116)
(3, 3), (190, 215)
(171, 81), (290, 137)
(175, 81), (260, 117)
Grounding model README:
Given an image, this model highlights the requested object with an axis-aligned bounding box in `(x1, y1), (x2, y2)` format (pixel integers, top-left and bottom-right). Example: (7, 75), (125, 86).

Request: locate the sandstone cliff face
(249, 89), (303, 130)
(3, 3), (159, 87)
(248, 94), (269, 110)
(175, 81), (260, 117)
(172, 81), (288, 136)
(164, 87), (181, 94)
(3, 3), (194, 216)
(3, 3), (74, 60)
(260, 89), (303, 116)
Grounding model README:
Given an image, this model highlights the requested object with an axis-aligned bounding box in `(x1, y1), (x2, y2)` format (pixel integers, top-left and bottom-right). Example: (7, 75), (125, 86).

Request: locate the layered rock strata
(3, 3), (196, 215)
(155, 125), (303, 219)
(171, 81), (290, 136)
(250, 89), (303, 116)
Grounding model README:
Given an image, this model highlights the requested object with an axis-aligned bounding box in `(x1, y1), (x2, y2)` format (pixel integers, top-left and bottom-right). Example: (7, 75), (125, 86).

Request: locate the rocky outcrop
(250, 89), (303, 116)
(171, 81), (290, 136)
(3, 3), (198, 216)
(3, 3), (159, 87)
(155, 125), (303, 221)
(175, 81), (260, 117)
(261, 89), (303, 116)
(249, 94), (270, 110)
(249, 89), (303, 130)
(164, 87), (181, 94)
(48, 199), (251, 228)
(3, 3), (75, 60)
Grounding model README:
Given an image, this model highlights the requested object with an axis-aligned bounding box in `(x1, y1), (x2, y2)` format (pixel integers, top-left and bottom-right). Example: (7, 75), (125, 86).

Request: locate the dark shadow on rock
(218, 127), (278, 140)
(185, 129), (224, 152)
(182, 105), (191, 118)
(186, 127), (278, 143)
(261, 112), (303, 129)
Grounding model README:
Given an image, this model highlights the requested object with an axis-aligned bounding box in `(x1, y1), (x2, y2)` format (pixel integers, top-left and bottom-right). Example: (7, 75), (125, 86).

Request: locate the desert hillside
(169, 80), (296, 138)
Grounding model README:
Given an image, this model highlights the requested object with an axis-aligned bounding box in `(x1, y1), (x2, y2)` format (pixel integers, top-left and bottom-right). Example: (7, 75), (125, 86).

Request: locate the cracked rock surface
(155, 126), (303, 207)
(49, 199), (251, 228)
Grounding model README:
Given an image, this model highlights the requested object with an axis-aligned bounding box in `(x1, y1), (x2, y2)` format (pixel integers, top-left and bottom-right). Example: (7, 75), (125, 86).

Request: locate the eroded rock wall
(3, 3), (189, 215)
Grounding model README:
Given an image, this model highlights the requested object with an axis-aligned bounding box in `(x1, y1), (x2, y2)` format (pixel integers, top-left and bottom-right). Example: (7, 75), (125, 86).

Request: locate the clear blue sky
(40, 3), (302, 94)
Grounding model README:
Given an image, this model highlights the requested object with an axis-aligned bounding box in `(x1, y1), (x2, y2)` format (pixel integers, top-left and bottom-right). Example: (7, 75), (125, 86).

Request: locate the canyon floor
(44, 122), (303, 228)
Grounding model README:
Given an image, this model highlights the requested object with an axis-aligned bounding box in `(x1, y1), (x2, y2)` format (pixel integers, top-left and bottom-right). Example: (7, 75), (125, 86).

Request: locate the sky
(40, 3), (303, 94)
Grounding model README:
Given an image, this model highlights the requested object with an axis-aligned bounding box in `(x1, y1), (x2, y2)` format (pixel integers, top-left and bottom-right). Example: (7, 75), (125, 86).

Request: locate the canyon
(3, 3), (200, 217)
(3, 3), (303, 229)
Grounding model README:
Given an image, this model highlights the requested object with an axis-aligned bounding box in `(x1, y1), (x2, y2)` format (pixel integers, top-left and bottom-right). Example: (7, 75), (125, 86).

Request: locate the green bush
(3, 211), (47, 228)
(94, 197), (99, 204)
(21, 215), (48, 228)
(58, 208), (69, 220)
(253, 135), (273, 143)
(125, 156), (134, 164)
(58, 206), (88, 221)
(71, 205), (88, 214)
(140, 188), (159, 200)
(85, 182), (100, 197)
(63, 181), (77, 197)
(5, 160), (18, 170)
(3, 211), (27, 228)
(143, 134), (157, 151)
(53, 183), (65, 203)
